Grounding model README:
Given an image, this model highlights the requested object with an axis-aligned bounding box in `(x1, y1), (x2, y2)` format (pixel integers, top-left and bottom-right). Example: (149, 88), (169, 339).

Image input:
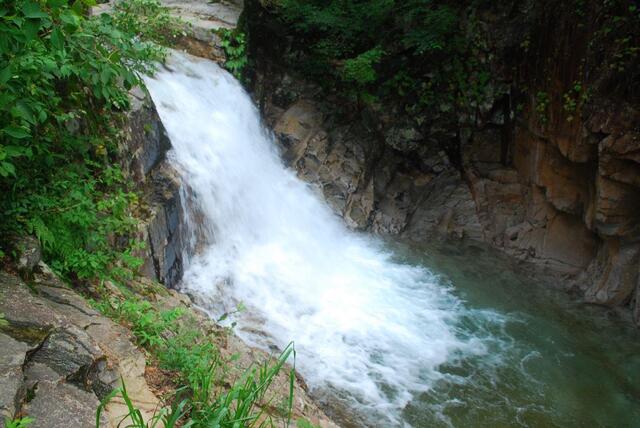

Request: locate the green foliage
(277, 0), (393, 61)
(97, 378), (189, 428)
(112, 0), (183, 45)
(0, 313), (7, 328)
(102, 297), (184, 348)
(535, 91), (550, 125)
(399, 1), (459, 54)
(4, 417), (34, 428)
(95, 293), (296, 427)
(562, 81), (589, 122)
(296, 418), (321, 428)
(186, 342), (296, 427)
(589, 0), (640, 98)
(160, 331), (219, 406)
(219, 29), (248, 80)
(271, 0), (488, 118)
(342, 47), (384, 85)
(10, 166), (143, 279)
(0, 0), (171, 282)
(610, 35), (640, 72)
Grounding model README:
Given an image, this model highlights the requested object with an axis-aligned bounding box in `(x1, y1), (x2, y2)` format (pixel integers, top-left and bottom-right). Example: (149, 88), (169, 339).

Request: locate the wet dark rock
(122, 86), (172, 185)
(120, 86), (187, 288)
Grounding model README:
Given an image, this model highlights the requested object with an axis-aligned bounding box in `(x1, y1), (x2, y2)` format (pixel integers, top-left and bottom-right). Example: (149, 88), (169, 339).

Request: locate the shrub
(0, 0), (173, 281)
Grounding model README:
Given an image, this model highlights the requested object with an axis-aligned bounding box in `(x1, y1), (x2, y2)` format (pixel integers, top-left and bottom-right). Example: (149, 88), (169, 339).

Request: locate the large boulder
(0, 334), (29, 426)
(0, 268), (160, 426)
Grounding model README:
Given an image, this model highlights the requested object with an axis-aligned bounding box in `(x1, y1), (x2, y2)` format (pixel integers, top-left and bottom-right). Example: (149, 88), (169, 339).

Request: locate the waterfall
(144, 52), (490, 426)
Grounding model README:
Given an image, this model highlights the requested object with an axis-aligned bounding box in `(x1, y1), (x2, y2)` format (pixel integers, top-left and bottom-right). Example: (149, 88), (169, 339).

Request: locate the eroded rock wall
(121, 86), (187, 288)
(246, 0), (640, 323)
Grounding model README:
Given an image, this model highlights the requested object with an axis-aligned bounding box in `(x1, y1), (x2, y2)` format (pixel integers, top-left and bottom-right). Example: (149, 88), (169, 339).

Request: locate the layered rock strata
(245, 0), (640, 323)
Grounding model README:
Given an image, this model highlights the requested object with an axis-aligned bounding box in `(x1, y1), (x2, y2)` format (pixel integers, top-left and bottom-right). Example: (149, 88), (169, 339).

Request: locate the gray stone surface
(12, 235), (42, 278)
(0, 334), (29, 424)
(162, 0), (242, 37)
(30, 327), (102, 385)
(0, 268), (161, 427)
(23, 381), (108, 428)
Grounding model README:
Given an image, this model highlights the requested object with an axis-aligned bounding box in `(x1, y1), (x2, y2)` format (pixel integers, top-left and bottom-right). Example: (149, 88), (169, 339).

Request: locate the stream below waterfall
(145, 52), (640, 427)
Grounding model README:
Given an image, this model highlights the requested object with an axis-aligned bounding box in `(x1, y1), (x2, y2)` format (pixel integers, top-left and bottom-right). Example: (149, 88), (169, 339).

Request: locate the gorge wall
(244, 0), (640, 323)
(120, 85), (187, 289)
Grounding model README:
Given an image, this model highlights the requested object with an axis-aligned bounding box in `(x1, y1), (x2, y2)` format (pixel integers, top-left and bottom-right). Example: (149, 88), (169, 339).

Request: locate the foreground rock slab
(0, 267), (160, 427)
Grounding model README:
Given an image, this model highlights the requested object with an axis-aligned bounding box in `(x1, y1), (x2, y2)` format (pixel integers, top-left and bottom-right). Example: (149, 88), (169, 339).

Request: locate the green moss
(0, 320), (51, 346)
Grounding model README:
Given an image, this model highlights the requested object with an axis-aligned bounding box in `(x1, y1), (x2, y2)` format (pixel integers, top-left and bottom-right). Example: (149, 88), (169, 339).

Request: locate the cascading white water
(145, 52), (492, 425)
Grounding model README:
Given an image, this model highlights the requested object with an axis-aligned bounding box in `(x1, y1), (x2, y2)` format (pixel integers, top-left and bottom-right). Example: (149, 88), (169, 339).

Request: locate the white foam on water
(144, 52), (494, 425)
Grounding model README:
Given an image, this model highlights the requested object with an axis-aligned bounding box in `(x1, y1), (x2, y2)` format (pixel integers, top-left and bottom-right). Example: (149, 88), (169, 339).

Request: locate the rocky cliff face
(245, 0), (640, 323)
(0, 239), (162, 428)
(120, 85), (188, 288)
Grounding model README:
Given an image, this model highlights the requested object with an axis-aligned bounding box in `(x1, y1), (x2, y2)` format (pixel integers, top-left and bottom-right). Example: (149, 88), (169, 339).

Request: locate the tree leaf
(100, 67), (112, 85)
(60, 10), (80, 29)
(2, 126), (31, 139)
(4, 146), (29, 157)
(22, 19), (41, 41)
(51, 27), (64, 51)
(0, 66), (11, 85)
(48, 0), (66, 8)
(0, 161), (16, 177)
(22, 1), (49, 18)
(12, 101), (36, 125)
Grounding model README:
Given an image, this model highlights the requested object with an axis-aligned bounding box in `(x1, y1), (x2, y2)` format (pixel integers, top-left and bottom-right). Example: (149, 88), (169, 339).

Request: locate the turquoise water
(393, 239), (640, 427)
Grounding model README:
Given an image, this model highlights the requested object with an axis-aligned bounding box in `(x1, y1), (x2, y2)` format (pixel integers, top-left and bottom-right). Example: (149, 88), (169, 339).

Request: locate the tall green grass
(94, 295), (297, 427)
(96, 380), (189, 428)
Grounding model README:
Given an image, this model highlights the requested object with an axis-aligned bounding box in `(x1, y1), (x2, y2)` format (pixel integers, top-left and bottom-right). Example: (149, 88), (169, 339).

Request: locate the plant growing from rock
(562, 81), (589, 122)
(535, 91), (551, 126)
(95, 291), (297, 427)
(4, 417), (34, 428)
(219, 29), (248, 80)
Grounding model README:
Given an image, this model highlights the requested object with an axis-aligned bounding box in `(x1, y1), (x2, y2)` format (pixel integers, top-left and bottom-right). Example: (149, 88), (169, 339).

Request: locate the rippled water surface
(146, 51), (640, 427)
(392, 239), (640, 427)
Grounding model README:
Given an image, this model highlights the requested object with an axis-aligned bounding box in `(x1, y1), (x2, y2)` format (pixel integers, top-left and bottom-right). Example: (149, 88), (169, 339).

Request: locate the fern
(26, 216), (55, 249)
(219, 29), (248, 80)
(342, 47), (384, 85)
